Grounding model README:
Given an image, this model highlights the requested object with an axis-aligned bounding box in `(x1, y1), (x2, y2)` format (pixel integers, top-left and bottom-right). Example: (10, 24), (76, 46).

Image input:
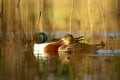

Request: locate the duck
(58, 34), (105, 62)
(33, 32), (64, 59)
(58, 34), (105, 52)
(43, 40), (63, 56)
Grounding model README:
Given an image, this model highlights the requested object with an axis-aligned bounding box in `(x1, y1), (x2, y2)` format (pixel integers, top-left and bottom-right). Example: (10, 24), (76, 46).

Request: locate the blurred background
(0, 0), (120, 80)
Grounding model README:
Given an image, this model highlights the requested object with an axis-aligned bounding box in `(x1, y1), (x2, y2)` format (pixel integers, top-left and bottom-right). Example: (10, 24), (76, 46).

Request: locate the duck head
(33, 32), (47, 44)
(62, 34), (74, 45)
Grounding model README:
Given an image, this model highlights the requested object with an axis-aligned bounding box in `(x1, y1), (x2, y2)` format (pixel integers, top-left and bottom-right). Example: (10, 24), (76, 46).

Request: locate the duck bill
(57, 39), (64, 44)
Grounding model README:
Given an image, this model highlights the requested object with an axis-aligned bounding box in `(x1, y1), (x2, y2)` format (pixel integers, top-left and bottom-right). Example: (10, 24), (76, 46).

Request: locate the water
(98, 49), (120, 54)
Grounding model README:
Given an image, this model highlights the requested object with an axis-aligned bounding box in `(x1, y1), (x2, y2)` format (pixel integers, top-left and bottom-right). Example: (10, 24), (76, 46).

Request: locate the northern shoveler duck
(58, 34), (105, 63)
(58, 34), (105, 52)
(33, 33), (64, 72)
(33, 32), (63, 59)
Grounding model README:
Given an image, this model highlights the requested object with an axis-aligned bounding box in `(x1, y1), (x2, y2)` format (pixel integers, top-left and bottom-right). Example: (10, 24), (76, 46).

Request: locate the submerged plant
(58, 63), (70, 77)
(111, 55), (120, 80)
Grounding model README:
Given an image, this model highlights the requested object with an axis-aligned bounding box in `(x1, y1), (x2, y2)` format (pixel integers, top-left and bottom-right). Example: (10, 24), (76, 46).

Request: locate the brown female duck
(58, 34), (105, 53)
(58, 34), (105, 63)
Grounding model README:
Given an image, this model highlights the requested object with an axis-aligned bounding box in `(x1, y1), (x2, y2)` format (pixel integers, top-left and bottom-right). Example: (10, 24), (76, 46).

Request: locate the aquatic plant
(81, 27), (89, 43)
